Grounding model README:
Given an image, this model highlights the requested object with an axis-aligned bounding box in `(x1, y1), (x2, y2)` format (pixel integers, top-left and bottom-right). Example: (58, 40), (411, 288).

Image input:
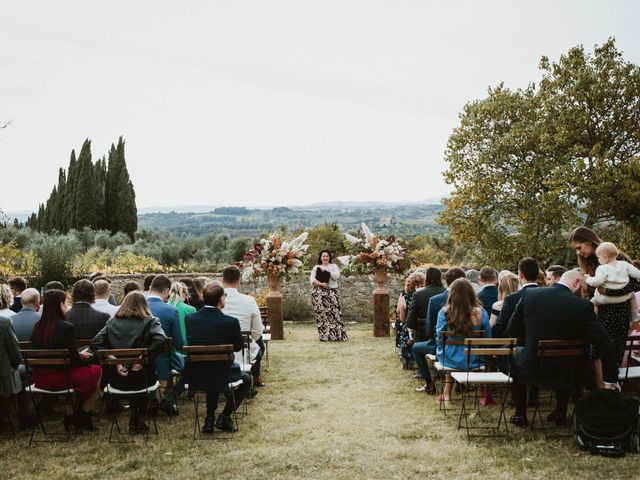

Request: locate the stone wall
(107, 272), (405, 323)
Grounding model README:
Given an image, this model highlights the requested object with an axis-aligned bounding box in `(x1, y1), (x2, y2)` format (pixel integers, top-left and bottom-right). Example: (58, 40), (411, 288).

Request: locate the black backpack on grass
(573, 389), (640, 457)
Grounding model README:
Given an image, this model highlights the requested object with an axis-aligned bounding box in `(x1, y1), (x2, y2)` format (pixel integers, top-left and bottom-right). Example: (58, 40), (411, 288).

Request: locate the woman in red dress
(30, 289), (102, 431)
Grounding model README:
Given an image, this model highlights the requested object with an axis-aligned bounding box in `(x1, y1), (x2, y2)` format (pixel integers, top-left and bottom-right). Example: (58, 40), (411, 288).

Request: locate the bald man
(10, 288), (41, 341)
(506, 270), (619, 427)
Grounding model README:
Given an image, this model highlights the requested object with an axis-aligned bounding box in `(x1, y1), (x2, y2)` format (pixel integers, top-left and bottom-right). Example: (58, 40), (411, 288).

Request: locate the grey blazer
(0, 316), (22, 397)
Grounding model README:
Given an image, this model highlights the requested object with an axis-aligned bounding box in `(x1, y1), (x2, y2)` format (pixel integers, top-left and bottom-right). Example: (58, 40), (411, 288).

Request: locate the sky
(1, 1), (639, 213)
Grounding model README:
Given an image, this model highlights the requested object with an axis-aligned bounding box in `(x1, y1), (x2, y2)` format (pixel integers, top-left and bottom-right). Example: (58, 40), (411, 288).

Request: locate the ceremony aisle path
(1, 323), (635, 479)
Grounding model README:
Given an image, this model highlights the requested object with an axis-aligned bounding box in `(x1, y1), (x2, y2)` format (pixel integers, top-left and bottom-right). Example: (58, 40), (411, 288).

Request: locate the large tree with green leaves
(439, 38), (640, 268)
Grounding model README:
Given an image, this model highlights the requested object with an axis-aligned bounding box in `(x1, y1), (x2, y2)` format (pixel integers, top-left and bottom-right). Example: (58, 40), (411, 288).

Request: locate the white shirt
(309, 263), (341, 289)
(222, 287), (264, 364)
(94, 298), (119, 317)
(0, 308), (15, 318)
(587, 260), (640, 290)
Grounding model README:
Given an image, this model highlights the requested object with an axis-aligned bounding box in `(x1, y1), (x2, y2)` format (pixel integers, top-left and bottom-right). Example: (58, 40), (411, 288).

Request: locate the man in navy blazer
(184, 282), (251, 433)
(411, 267), (466, 393)
(147, 275), (186, 414)
(10, 288), (41, 342)
(493, 257), (540, 337)
(477, 266), (498, 316)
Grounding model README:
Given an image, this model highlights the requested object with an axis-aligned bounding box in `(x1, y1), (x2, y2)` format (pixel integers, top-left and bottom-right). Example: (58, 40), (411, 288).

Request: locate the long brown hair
(32, 289), (67, 347)
(444, 278), (481, 336)
(498, 273), (519, 301)
(115, 291), (151, 320)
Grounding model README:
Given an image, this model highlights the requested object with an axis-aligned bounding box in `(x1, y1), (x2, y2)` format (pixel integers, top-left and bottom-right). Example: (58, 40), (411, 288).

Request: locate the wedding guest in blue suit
(147, 275), (185, 415)
(184, 282), (251, 433)
(477, 266), (498, 316)
(10, 288), (41, 342)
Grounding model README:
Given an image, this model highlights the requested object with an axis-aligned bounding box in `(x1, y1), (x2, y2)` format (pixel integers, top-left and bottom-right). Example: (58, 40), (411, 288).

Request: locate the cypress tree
(94, 156), (107, 230)
(74, 139), (95, 229)
(105, 143), (118, 232)
(64, 150), (78, 231)
(56, 168), (67, 232)
(106, 137), (137, 238)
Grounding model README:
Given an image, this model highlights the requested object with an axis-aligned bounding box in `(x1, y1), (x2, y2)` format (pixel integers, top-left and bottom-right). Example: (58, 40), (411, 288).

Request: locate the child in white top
(586, 242), (640, 322)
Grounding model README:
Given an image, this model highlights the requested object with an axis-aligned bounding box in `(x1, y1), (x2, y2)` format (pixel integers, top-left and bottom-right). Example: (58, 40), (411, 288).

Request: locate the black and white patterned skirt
(311, 287), (348, 342)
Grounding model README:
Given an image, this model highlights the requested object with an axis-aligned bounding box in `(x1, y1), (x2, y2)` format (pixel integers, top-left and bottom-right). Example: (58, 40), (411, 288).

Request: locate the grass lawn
(1, 323), (636, 479)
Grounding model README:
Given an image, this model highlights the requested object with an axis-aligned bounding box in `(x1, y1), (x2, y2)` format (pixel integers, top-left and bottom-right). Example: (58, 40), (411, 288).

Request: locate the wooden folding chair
(619, 335), (640, 394)
(529, 339), (588, 439)
(451, 338), (517, 440)
(183, 344), (243, 439)
(21, 348), (76, 446)
(98, 348), (159, 443)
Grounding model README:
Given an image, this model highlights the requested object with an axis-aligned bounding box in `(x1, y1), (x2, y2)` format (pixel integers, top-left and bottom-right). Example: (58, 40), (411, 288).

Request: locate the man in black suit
(492, 257), (540, 337)
(184, 283), (251, 433)
(8, 276), (27, 313)
(477, 266), (498, 316)
(66, 279), (110, 342)
(507, 270), (619, 427)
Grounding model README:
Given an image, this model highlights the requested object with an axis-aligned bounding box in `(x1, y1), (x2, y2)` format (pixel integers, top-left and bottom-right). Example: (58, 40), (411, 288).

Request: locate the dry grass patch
(0, 323), (636, 479)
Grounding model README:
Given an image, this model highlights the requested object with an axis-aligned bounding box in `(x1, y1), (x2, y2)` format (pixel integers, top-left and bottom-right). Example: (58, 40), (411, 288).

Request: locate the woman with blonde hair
(168, 282), (196, 345)
(91, 291), (166, 433)
(0, 284), (15, 318)
(435, 278), (491, 403)
(396, 272), (424, 368)
(490, 273), (519, 327)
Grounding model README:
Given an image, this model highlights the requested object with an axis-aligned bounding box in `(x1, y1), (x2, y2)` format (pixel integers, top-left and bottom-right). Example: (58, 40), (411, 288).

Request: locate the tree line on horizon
(26, 137), (137, 239)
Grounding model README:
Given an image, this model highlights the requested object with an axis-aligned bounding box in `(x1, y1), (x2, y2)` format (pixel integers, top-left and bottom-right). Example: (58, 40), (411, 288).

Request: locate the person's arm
(2, 320), (22, 369)
(329, 264), (341, 281)
(398, 295), (407, 322)
(435, 309), (446, 351)
(493, 295), (514, 337)
(231, 319), (243, 352)
(426, 296), (439, 340)
(506, 294), (525, 340)
(171, 310), (185, 351)
(63, 324), (88, 366)
(146, 317), (168, 361)
(90, 321), (109, 354)
(250, 301), (264, 341)
(405, 295), (419, 330)
(310, 266), (321, 287)
(585, 266), (607, 287)
(625, 262), (640, 280)
(481, 309), (492, 338)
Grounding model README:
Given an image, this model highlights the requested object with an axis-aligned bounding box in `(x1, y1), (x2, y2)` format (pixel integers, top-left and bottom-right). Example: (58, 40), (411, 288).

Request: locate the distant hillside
(137, 203), (447, 238)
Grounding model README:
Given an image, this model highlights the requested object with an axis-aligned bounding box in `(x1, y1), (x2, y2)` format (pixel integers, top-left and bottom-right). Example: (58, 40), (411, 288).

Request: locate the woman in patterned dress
(310, 250), (347, 342)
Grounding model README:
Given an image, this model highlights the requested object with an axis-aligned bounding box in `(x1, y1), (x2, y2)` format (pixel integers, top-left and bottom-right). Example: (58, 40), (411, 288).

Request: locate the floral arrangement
(242, 231), (310, 280)
(338, 223), (407, 274)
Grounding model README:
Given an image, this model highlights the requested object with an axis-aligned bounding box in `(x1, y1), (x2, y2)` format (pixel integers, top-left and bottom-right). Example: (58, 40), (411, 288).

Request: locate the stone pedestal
(267, 273), (284, 340)
(373, 268), (390, 337)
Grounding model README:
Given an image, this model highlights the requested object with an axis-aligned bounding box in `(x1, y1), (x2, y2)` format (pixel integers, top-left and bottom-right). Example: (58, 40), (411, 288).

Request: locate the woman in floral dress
(310, 250), (347, 341)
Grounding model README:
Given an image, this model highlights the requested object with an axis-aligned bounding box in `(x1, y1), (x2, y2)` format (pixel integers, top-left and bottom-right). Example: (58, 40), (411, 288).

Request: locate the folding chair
(183, 344), (243, 439)
(21, 348), (76, 446)
(619, 335), (640, 394)
(434, 330), (485, 413)
(98, 348), (159, 443)
(529, 339), (588, 439)
(451, 338), (516, 440)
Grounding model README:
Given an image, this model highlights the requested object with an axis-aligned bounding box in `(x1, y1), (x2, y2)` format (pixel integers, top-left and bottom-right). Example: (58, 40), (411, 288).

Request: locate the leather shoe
(214, 414), (238, 432)
(546, 411), (567, 426)
(509, 415), (528, 428)
(415, 381), (435, 395)
(202, 415), (214, 434)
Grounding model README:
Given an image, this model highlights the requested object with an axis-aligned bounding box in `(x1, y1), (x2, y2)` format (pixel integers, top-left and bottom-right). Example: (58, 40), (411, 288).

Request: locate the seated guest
(545, 265), (567, 286)
(66, 280), (111, 341)
(489, 273), (519, 327)
(184, 283), (251, 433)
(8, 276), (27, 313)
(0, 284), (15, 318)
(0, 313), (36, 430)
(31, 290), (102, 431)
(189, 277), (207, 311)
(435, 278), (491, 403)
(168, 282), (196, 346)
(11, 288), (41, 342)
(147, 275), (185, 415)
(179, 278), (197, 304)
(465, 269), (481, 292)
(493, 257), (540, 337)
(91, 291), (167, 433)
(44, 281), (65, 292)
(477, 266), (498, 316)
(406, 268), (445, 343)
(507, 270), (619, 427)
(93, 280), (119, 317)
(123, 281), (141, 297)
(221, 266), (265, 387)
(396, 273), (421, 369)
(143, 274), (156, 298)
(412, 267), (466, 394)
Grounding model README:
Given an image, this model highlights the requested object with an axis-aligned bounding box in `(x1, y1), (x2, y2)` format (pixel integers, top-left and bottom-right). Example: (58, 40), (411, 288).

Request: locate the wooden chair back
(98, 348), (151, 367)
(463, 338), (517, 357)
(537, 339), (587, 358)
(184, 344), (235, 363)
(21, 349), (72, 367)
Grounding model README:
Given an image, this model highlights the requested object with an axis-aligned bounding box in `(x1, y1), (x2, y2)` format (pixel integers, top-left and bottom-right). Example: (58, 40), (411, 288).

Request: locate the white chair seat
(242, 364), (253, 373)
(170, 369), (181, 375)
(631, 353), (640, 363)
(229, 379), (243, 389)
(451, 372), (512, 384)
(426, 354), (436, 361)
(262, 334), (271, 342)
(28, 384), (74, 395)
(104, 381), (160, 395)
(618, 366), (640, 380)
(434, 362), (485, 372)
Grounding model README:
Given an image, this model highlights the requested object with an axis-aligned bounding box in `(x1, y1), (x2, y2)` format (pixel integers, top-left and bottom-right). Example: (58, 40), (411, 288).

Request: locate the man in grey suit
(10, 288), (41, 342)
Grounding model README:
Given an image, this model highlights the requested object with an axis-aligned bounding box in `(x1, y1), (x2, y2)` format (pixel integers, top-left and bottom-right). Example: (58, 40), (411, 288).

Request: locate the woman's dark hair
(32, 289), (67, 347)
(425, 267), (443, 287)
(444, 278), (481, 337)
(123, 281), (141, 296)
(568, 226), (632, 276)
(317, 250), (332, 265)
